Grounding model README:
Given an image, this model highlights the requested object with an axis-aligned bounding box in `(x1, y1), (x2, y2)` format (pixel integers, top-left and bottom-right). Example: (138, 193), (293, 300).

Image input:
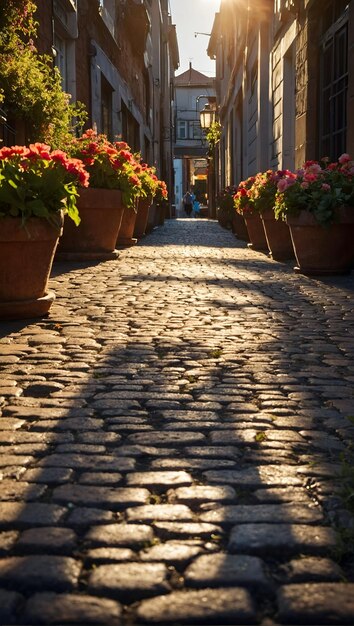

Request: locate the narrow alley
(1, 219), (354, 625)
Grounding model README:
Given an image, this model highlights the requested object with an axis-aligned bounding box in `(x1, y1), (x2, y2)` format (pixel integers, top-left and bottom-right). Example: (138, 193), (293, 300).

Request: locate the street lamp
(199, 103), (217, 220)
(199, 103), (216, 131)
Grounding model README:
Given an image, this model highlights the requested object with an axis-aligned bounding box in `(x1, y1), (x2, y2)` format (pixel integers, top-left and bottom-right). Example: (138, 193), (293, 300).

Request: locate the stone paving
(1, 218), (354, 625)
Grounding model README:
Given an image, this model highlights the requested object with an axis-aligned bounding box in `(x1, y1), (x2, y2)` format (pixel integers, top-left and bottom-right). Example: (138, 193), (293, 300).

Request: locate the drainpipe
(51, 0), (56, 67)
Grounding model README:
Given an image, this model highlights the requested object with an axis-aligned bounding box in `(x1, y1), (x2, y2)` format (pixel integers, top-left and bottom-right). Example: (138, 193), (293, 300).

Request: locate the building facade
(208, 0), (354, 192)
(173, 64), (216, 210)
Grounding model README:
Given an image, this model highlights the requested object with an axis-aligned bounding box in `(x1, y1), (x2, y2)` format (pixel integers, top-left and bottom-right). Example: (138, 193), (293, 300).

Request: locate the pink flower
(339, 153), (351, 164)
(301, 181), (309, 189)
(303, 173), (317, 183)
(305, 163), (322, 175)
(321, 183), (331, 191)
(277, 178), (295, 192)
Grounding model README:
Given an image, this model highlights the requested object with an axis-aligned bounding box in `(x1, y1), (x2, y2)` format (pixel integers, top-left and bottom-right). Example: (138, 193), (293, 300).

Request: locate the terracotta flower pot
(261, 208), (294, 261)
(116, 203), (138, 248)
(286, 206), (354, 275)
(243, 211), (269, 251)
(134, 196), (152, 239)
(232, 212), (250, 242)
(146, 202), (157, 234)
(217, 206), (233, 229)
(57, 188), (124, 261)
(0, 214), (63, 320)
(156, 203), (165, 226)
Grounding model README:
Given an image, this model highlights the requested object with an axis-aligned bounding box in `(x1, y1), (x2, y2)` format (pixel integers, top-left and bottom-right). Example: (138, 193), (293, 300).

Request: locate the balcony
(124, 0), (150, 55)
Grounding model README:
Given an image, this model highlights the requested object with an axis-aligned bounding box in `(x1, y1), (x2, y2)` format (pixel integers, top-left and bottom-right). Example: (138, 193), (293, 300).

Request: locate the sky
(168, 0), (220, 77)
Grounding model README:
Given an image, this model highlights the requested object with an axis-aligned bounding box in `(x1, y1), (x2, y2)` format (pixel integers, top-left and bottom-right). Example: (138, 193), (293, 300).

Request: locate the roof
(207, 12), (220, 59)
(175, 66), (214, 86)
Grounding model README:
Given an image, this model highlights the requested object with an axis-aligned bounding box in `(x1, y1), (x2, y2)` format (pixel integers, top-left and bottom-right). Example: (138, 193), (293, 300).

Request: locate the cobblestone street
(1, 218), (354, 625)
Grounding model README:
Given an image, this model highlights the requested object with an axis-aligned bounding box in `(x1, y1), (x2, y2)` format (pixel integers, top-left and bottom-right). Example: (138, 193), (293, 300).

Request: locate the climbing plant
(206, 121), (222, 157)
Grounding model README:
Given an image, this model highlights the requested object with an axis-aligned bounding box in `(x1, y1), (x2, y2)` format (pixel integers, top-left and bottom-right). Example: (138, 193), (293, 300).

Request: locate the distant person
(193, 198), (201, 217)
(183, 191), (193, 217)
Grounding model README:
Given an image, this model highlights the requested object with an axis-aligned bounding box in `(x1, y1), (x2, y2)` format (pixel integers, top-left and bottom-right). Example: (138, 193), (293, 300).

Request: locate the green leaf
(7, 178), (18, 190)
(67, 202), (81, 226)
(27, 199), (49, 217)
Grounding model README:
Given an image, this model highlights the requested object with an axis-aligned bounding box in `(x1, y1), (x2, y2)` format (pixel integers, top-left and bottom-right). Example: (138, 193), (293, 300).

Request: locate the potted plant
(275, 154), (354, 275)
(154, 178), (169, 226)
(233, 176), (268, 251)
(0, 142), (88, 319)
(217, 185), (249, 241)
(217, 186), (235, 230)
(58, 130), (141, 260)
(134, 164), (159, 239)
(250, 170), (294, 261)
(146, 175), (168, 233)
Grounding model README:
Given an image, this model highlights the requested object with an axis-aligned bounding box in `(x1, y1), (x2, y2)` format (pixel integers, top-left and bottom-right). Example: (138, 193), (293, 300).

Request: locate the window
(121, 102), (140, 152)
(101, 74), (113, 140)
(319, 4), (349, 159)
(54, 34), (67, 91)
(177, 120), (188, 139)
(190, 121), (203, 140)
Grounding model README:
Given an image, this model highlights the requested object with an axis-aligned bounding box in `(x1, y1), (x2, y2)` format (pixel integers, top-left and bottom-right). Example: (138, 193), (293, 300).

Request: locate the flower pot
(286, 207), (354, 275)
(243, 212), (269, 251)
(146, 202), (157, 234)
(156, 203), (165, 226)
(232, 213), (250, 242)
(0, 214), (63, 320)
(57, 188), (124, 261)
(261, 209), (294, 261)
(134, 196), (152, 239)
(116, 204), (138, 248)
(217, 206), (233, 229)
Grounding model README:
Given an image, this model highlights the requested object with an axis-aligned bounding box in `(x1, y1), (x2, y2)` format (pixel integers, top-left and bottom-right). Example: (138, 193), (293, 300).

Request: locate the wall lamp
(199, 103), (216, 130)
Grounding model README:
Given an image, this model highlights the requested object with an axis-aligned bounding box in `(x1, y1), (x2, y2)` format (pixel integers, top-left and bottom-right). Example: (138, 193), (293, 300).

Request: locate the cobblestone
(0, 502), (67, 528)
(0, 555), (80, 591)
(0, 589), (23, 625)
(2, 219), (354, 624)
(281, 557), (344, 583)
(277, 582), (354, 624)
(23, 593), (122, 625)
(52, 484), (150, 509)
(200, 503), (323, 524)
(139, 540), (204, 564)
(228, 523), (337, 556)
(136, 587), (257, 624)
(88, 562), (170, 601)
(16, 527), (77, 553)
(85, 524), (154, 548)
(184, 553), (270, 589)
